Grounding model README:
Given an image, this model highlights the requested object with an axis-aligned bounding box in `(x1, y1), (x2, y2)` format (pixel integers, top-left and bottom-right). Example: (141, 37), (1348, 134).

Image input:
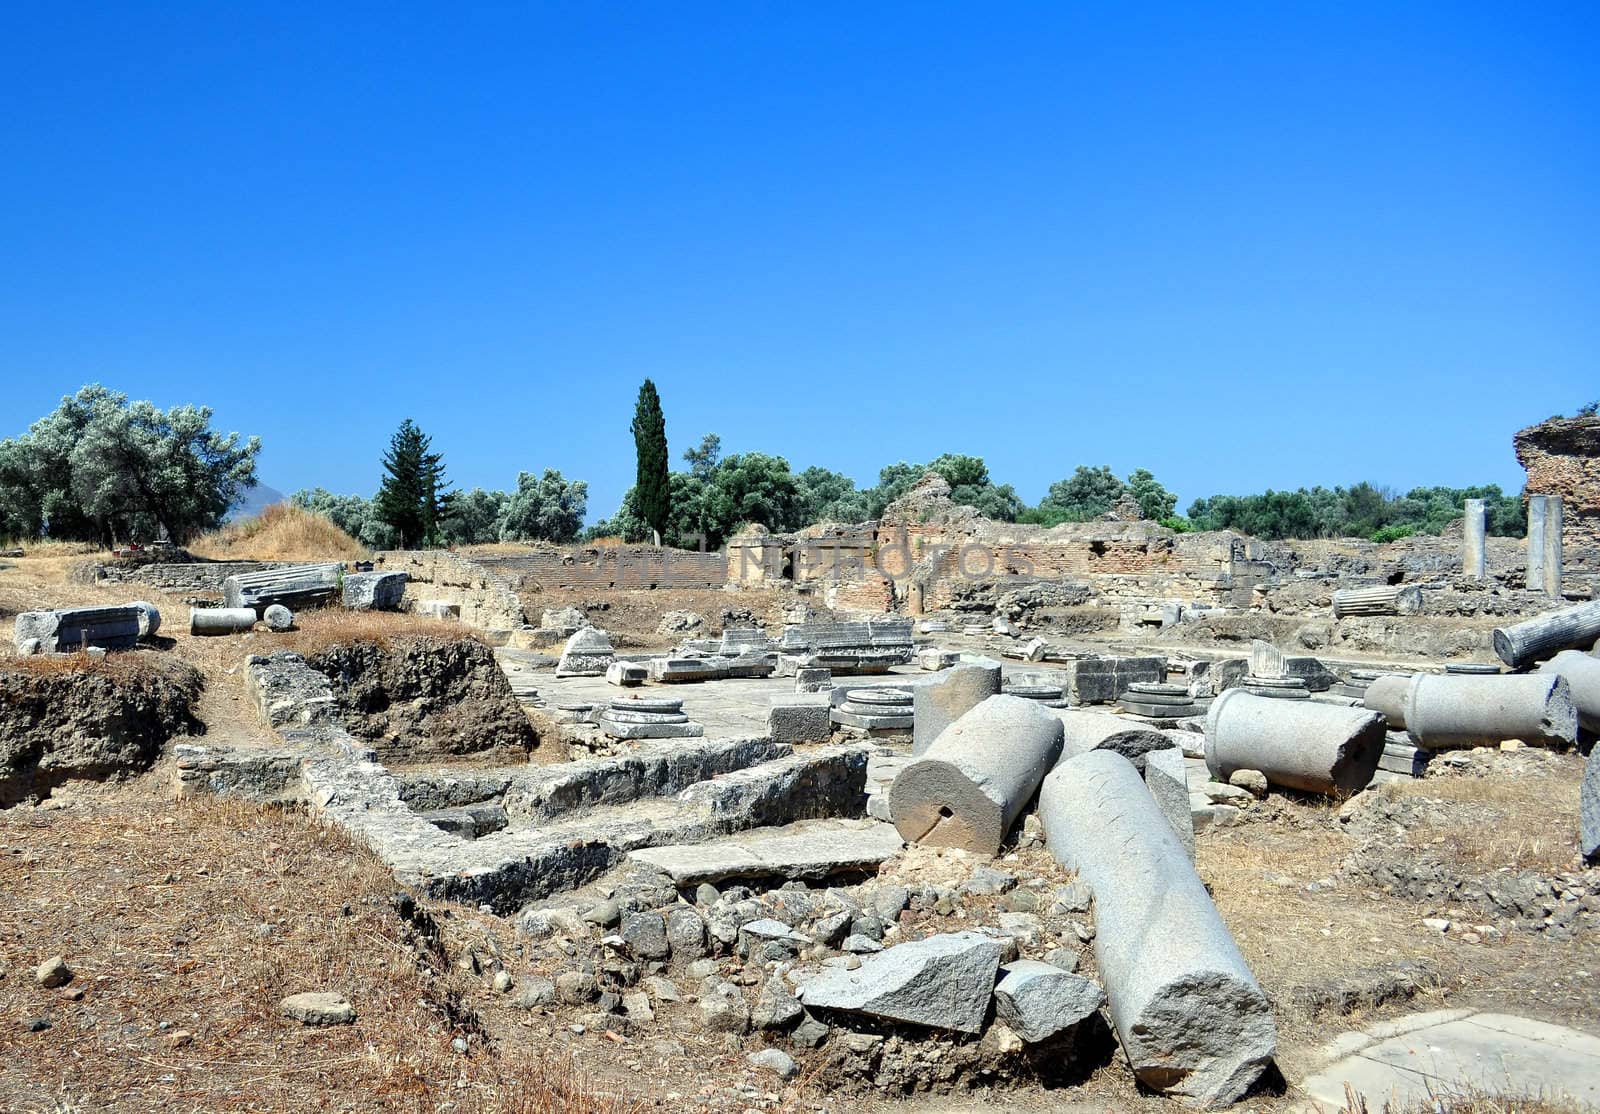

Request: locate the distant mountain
(227, 482), (287, 522)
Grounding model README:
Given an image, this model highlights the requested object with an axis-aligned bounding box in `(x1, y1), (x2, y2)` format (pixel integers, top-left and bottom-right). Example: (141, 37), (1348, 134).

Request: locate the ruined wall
(473, 545), (727, 592)
(379, 550), (527, 633)
(73, 560), (291, 592)
(1516, 414), (1600, 559)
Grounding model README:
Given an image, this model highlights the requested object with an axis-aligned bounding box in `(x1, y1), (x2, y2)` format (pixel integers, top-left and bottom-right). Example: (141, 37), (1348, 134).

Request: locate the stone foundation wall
(378, 551), (527, 633)
(73, 560), (291, 592)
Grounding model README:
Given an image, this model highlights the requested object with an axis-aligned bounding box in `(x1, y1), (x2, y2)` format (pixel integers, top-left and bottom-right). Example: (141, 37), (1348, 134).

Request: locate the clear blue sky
(3, 3), (1595, 522)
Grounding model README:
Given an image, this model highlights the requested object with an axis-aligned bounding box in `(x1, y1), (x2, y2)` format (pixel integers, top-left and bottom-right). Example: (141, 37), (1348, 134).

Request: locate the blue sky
(3, 3), (1595, 522)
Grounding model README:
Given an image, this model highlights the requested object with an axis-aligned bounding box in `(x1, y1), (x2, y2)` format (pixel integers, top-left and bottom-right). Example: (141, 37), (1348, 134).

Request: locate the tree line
(293, 418), (588, 549)
(0, 382), (1532, 548)
(594, 380), (1526, 547)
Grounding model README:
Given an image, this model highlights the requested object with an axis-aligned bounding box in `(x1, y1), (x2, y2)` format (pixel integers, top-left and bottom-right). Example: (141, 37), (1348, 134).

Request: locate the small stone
(666, 906), (707, 960)
(752, 978), (804, 1030)
(1002, 888), (1039, 913)
(621, 911), (670, 960)
(492, 970), (513, 993)
(556, 971), (598, 1003)
(962, 866), (1018, 897)
(1042, 947), (1081, 973)
(34, 956), (72, 988)
(279, 992), (356, 1026)
(25, 1018), (51, 1033)
(623, 991), (654, 1021)
(792, 1014), (829, 1048)
(1424, 918), (1451, 933)
(694, 883), (721, 906)
(747, 1048), (798, 1080)
(842, 934), (883, 954)
(1227, 769), (1269, 797)
(168, 1029), (194, 1048)
(583, 900), (621, 927)
(514, 977), (556, 1009)
(452, 1036), (469, 1054)
(644, 975), (682, 1002)
(1050, 880), (1092, 914)
(686, 958), (719, 980)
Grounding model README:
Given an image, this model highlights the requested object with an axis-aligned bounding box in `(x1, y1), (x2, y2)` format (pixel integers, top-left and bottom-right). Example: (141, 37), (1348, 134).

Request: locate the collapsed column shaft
(190, 607), (258, 635)
(1403, 672), (1577, 749)
(1493, 601), (1600, 669)
(1205, 689), (1385, 793)
(888, 694), (1062, 855)
(1536, 651), (1600, 734)
(1039, 751), (1276, 1107)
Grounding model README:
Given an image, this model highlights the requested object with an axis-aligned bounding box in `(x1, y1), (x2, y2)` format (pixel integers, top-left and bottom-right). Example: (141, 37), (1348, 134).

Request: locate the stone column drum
(1493, 600), (1600, 669)
(1402, 672), (1577, 750)
(1463, 498), (1487, 581)
(1362, 674), (1415, 729)
(888, 695), (1063, 855)
(1536, 651), (1600, 735)
(1205, 689), (1386, 794)
(190, 607), (258, 635)
(1039, 751), (1277, 1107)
(911, 660), (1003, 756)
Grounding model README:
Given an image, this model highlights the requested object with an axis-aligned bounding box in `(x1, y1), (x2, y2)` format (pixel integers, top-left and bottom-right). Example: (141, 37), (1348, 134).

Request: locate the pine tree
(631, 380), (671, 545)
(374, 419), (448, 549)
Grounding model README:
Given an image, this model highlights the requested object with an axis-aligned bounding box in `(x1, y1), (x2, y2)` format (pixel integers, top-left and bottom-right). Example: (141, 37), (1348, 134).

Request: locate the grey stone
(1363, 674), (1415, 729)
(1206, 689), (1386, 793)
(1403, 673), (1576, 749)
(130, 600), (161, 639)
(796, 931), (1002, 1033)
(842, 934), (883, 954)
(621, 911), (670, 959)
(1050, 880), (1092, 914)
(224, 563), (341, 613)
(556, 626), (616, 677)
(629, 819), (901, 887)
(752, 978), (804, 1030)
(1039, 751), (1276, 1107)
(1142, 745), (1196, 859)
(1043, 947), (1081, 973)
(1332, 584), (1423, 618)
(190, 606), (258, 635)
(911, 661), (1003, 756)
(34, 956), (72, 988)
(263, 604), (294, 632)
(888, 695), (1063, 855)
(279, 991), (356, 1026)
(666, 906), (707, 959)
(556, 971), (597, 1003)
(698, 979), (751, 1033)
(767, 695), (833, 743)
(14, 605), (141, 653)
(1057, 656), (1166, 705)
(1054, 710), (1176, 771)
(694, 883), (720, 906)
(738, 919), (810, 960)
(962, 865), (1018, 896)
(582, 900), (621, 927)
(605, 661), (649, 687)
(993, 960), (1106, 1042)
(1463, 498), (1487, 579)
(812, 910), (852, 946)
(1582, 744), (1600, 864)
(747, 1048), (798, 1080)
(342, 570), (407, 611)
(1493, 600), (1600, 669)
(514, 977), (557, 1009)
(792, 1014), (829, 1048)
(1537, 651), (1600, 734)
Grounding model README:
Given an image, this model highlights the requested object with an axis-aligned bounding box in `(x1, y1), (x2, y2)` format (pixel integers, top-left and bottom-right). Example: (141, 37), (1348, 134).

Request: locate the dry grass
(0, 649), (168, 680)
(0, 791), (643, 1114)
(189, 503), (367, 562)
(0, 538), (104, 557)
(1332, 1082), (1599, 1112)
(1377, 759), (1583, 872)
(272, 609), (481, 657)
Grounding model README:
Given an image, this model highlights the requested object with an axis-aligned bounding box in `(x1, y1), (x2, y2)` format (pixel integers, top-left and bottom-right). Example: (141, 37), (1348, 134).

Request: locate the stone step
(626, 818), (905, 886)
(327, 742), (875, 914)
(417, 802), (509, 839)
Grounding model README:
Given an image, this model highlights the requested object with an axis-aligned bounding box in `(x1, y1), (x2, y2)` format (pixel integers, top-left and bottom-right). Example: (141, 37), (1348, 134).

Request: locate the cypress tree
(631, 379), (670, 545)
(374, 418), (448, 549)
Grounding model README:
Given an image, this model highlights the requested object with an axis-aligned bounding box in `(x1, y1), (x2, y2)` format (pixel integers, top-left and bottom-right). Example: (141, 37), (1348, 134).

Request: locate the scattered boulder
(992, 960), (1105, 1043)
(279, 991), (356, 1026)
(34, 956), (72, 988)
(795, 931), (1002, 1034)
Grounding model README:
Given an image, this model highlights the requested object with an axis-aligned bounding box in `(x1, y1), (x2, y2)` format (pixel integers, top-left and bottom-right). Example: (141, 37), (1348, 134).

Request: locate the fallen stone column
(190, 607), (259, 636)
(1537, 651), (1600, 734)
(223, 563), (342, 613)
(1055, 709), (1175, 770)
(888, 695), (1062, 855)
(13, 605), (143, 653)
(1039, 751), (1276, 1107)
(1403, 672), (1577, 750)
(1492, 600), (1600, 670)
(1331, 584), (1422, 618)
(910, 660), (1002, 756)
(1362, 674), (1414, 729)
(1205, 689), (1386, 794)
(342, 570), (407, 611)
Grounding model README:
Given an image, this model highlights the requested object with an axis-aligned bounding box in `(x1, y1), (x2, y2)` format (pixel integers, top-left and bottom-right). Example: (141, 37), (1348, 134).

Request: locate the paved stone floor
(1296, 1009), (1600, 1110)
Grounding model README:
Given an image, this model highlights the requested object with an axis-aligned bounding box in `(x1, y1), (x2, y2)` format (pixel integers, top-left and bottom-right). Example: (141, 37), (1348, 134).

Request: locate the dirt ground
(2, 550), (1598, 1113)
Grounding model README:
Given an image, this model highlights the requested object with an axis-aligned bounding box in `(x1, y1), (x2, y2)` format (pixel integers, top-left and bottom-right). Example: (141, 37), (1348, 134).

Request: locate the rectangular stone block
(13, 606), (142, 653)
(767, 695), (834, 743)
(1059, 656), (1166, 705)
